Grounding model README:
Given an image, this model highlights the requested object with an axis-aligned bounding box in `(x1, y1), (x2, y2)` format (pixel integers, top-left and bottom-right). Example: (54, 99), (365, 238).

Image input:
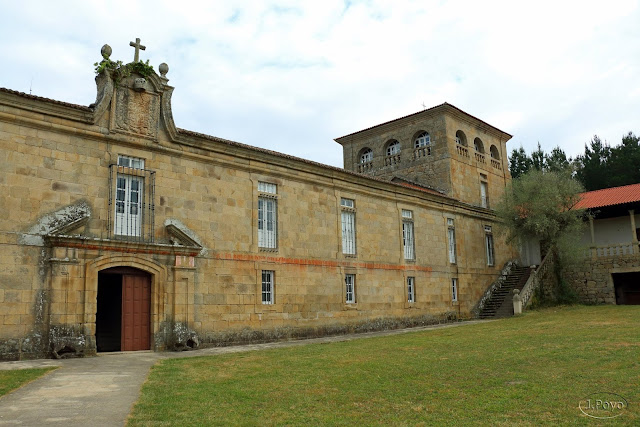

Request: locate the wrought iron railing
(108, 164), (155, 242)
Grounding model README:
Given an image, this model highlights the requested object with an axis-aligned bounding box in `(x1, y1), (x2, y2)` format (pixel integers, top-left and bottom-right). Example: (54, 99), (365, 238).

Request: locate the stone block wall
(0, 84), (516, 360)
(336, 105), (511, 209)
(564, 255), (640, 304)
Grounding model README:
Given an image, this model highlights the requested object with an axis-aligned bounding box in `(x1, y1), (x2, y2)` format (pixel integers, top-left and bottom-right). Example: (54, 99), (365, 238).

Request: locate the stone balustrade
(474, 152), (486, 164)
(413, 147), (430, 159)
(358, 162), (373, 173)
(588, 242), (640, 258)
(456, 145), (469, 157)
(384, 154), (401, 166)
(491, 158), (502, 170)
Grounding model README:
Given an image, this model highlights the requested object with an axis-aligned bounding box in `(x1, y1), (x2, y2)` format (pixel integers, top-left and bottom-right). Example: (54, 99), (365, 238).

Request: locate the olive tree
(494, 170), (587, 303)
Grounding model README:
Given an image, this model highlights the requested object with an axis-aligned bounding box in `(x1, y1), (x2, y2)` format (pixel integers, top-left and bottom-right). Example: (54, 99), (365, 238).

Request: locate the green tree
(545, 146), (571, 174)
(574, 136), (611, 191)
(509, 147), (532, 179)
(530, 143), (546, 172)
(607, 132), (640, 188)
(495, 170), (586, 304)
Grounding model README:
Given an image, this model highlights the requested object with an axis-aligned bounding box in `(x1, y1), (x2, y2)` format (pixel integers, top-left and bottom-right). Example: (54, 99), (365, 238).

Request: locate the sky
(1, 1), (639, 168)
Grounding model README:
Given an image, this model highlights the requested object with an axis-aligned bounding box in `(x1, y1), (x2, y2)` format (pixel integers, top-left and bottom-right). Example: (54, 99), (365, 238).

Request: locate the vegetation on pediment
(93, 59), (155, 85)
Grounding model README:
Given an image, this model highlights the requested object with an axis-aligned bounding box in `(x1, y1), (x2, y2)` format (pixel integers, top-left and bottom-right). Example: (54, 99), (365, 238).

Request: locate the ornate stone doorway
(96, 267), (151, 352)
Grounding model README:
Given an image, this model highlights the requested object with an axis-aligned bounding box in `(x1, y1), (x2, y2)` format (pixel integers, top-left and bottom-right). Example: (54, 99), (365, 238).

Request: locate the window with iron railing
(258, 182), (278, 250)
(262, 270), (275, 304)
(407, 276), (415, 303)
(447, 218), (456, 264)
(108, 155), (155, 242)
(345, 273), (356, 303)
(402, 210), (415, 260)
(485, 225), (495, 266)
(341, 198), (356, 255)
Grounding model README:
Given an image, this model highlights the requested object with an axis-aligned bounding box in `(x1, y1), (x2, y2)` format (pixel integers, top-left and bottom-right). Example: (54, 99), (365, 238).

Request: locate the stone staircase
(479, 266), (533, 319)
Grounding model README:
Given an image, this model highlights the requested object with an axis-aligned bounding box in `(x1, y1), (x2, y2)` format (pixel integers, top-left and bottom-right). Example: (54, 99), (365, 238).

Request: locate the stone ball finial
(101, 44), (112, 59)
(159, 63), (169, 77)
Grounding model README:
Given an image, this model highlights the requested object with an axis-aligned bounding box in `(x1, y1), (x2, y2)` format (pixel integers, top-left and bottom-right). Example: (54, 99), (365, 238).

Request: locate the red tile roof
(575, 183), (640, 209)
(394, 181), (445, 197)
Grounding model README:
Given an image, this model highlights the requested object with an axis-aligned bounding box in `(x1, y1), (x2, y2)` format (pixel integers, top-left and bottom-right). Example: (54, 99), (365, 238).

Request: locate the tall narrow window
(480, 176), (489, 208)
(341, 198), (356, 255)
(452, 278), (458, 302)
(485, 226), (495, 266)
(258, 182), (277, 249)
(447, 218), (456, 264)
(402, 210), (415, 260)
(407, 277), (415, 303)
(115, 155), (145, 237)
(262, 270), (274, 304)
(345, 274), (356, 303)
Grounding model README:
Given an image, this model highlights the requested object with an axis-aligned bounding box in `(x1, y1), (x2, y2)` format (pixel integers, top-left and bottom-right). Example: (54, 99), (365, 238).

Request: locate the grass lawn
(129, 306), (639, 426)
(0, 367), (56, 397)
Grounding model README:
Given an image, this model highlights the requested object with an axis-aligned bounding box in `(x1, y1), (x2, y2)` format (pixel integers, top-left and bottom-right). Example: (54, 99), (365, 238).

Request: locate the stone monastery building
(0, 42), (515, 360)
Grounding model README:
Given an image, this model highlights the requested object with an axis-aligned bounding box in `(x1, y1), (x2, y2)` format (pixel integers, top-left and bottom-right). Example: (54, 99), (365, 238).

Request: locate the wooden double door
(97, 268), (151, 352)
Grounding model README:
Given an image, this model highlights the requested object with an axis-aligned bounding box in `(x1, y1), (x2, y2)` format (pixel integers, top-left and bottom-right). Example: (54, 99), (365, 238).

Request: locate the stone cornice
(334, 102), (512, 145)
(0, 85), (499, 222)
(0, 89), (93, 123)
(45, 235), (201, 257)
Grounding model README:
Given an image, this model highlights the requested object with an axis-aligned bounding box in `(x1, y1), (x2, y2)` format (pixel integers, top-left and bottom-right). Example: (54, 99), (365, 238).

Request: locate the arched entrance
(96, 267), (151, 352)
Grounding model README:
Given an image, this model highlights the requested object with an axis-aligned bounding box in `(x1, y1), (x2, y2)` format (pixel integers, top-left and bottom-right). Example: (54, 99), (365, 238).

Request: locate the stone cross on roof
(129, 37), (146, 62)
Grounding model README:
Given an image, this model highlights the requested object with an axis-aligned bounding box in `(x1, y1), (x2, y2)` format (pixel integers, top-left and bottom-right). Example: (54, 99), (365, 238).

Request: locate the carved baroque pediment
(92, 40), (178, 142)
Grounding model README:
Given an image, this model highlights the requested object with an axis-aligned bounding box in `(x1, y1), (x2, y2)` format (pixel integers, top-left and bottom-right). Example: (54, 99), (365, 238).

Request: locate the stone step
(479, 266), (534, 319)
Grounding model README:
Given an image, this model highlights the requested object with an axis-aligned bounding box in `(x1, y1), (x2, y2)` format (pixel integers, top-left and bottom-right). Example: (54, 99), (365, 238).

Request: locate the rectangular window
(402, 219), (415, 260)
(345, 274), (355, 303)
(452, 278), (458, 302)
(341, 198), (356, 255)
(258, 182), (277, 249)
(480, 180), (489, 208)
(258, 181), (276, 194)
(341, 198), (354, 209)
(114, 155), (145, 237)
(447, 218), (456, 264)
(407, 277), (415, 303)
(485, 225), (495, 266)
(261, 270), (274, 304)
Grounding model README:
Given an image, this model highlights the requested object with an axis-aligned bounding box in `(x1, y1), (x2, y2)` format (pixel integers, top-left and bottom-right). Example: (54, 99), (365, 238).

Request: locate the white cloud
(0, 0), (638, 166)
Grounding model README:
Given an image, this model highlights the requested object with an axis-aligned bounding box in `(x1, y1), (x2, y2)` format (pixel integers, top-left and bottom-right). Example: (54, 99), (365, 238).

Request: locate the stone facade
(335, 104), (511, 208)
(0, 44), (516, 360)
(565, 254), (640, 304)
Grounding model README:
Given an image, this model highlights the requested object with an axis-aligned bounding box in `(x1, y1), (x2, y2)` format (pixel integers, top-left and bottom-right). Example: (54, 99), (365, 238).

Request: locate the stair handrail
(520, 251), (554, 309)
(472, 260), (517, 318)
